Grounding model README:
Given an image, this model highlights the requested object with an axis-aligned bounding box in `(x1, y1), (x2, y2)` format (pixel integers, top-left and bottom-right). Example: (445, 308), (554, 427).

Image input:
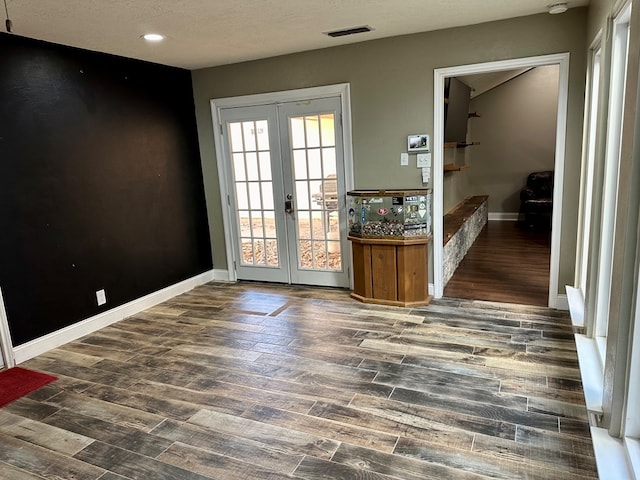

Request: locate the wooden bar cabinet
(348, 235), (432, 307)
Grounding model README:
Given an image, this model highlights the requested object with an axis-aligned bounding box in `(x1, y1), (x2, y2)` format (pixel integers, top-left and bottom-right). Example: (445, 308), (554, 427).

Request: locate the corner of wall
(12, 270), (216, 364)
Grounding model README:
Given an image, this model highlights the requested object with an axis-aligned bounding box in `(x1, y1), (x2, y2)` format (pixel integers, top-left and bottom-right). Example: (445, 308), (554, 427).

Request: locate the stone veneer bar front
(443, 195), (488, 287)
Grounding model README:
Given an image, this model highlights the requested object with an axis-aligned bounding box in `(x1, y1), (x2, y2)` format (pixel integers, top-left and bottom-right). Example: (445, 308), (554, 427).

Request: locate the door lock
(285, 194), (294, 214)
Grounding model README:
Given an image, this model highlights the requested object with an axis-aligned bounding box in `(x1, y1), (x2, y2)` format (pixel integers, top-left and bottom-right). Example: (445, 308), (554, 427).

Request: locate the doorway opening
(433, 53), (570, 308)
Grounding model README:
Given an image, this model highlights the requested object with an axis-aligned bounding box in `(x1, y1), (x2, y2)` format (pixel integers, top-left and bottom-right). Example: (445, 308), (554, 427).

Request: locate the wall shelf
(444, 141), (480, 148)
(444, 163), (470, 172)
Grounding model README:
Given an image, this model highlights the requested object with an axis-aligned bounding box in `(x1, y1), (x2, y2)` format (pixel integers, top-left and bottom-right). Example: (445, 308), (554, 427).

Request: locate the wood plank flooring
(444, 221), (551, 306)
(1, 281), (597, 479)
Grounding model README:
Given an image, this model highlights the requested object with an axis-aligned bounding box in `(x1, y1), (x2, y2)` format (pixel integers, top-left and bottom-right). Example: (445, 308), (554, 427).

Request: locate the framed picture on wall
(408, 134), (430, 152)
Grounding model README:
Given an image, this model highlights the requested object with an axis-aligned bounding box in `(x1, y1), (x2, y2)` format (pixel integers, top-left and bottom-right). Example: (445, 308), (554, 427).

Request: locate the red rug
(0, 366), (57, 407)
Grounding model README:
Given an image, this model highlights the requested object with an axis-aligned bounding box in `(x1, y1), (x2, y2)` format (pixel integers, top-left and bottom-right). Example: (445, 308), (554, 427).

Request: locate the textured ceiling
(3, 0), (588, 70)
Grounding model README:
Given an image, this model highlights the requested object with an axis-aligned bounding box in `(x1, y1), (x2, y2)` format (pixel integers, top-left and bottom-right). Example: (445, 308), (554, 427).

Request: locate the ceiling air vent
(325, 25), (373, 38)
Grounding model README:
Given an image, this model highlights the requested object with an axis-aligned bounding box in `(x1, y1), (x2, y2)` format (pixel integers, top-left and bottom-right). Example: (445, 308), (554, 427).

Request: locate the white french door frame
(433, 53), (570, 307)
(210, 84), (355, 284)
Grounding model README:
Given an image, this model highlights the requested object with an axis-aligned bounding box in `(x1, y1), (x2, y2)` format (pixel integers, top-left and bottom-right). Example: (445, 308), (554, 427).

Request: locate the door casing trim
(210, 83), (355, 284)
(0, 287), (16, 368)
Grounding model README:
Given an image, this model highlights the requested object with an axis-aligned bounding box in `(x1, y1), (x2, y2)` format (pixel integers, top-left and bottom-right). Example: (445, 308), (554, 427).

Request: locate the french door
(219, 96), (349, 288)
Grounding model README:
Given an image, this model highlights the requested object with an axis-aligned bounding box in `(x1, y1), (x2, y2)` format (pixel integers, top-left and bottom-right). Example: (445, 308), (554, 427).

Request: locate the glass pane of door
(290, 113), (341, 271)
(229, 120), (279, 268)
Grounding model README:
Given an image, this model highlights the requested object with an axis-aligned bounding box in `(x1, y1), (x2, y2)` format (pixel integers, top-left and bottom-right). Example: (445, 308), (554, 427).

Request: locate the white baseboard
(13, 269), (215, 364)
(488, 212), (521, 221)
(428, 283), (435, 297)
(553, 293), (569, 311)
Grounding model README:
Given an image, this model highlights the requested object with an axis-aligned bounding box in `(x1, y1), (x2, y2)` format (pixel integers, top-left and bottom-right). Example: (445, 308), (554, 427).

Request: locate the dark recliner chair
(520, 171), (553, 230)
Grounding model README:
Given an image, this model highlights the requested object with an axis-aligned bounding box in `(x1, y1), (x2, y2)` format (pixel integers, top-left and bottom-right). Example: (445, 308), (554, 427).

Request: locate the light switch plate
(416, 153), (431, 168)
(400, 153), (409, 166)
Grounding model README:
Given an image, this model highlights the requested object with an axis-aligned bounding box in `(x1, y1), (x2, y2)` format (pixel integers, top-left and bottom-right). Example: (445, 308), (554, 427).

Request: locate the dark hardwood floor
(0, 281), (596, 479)
(444, 221), (551, 306)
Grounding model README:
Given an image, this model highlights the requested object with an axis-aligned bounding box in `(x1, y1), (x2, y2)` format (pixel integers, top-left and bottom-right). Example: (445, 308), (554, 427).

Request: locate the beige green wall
(443, 147), (471, 214)
(464, 65), (560, 214)
(587, 0), (611, 41)
(192, 9), (587, 295)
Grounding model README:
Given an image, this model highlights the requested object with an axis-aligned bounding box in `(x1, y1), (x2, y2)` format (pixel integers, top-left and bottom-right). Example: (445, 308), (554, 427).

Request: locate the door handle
(285, 194), (294, 214)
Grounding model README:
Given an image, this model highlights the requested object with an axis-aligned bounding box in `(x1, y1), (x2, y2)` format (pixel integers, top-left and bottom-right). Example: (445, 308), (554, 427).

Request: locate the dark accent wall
(0, 33), (212, 346)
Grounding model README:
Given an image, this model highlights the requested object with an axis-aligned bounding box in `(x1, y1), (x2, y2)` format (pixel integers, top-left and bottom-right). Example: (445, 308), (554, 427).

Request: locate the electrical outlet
(96, 289), (106, 306)
(400, 152), (409, 166)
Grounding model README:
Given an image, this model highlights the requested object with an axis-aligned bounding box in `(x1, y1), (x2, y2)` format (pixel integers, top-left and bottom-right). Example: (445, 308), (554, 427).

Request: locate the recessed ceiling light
(548, 2), (568, 14)
(142, 33), (164, 42)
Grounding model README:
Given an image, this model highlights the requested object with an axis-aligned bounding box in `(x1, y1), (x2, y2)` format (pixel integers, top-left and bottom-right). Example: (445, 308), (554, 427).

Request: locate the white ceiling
(3, 0), (588, 70)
